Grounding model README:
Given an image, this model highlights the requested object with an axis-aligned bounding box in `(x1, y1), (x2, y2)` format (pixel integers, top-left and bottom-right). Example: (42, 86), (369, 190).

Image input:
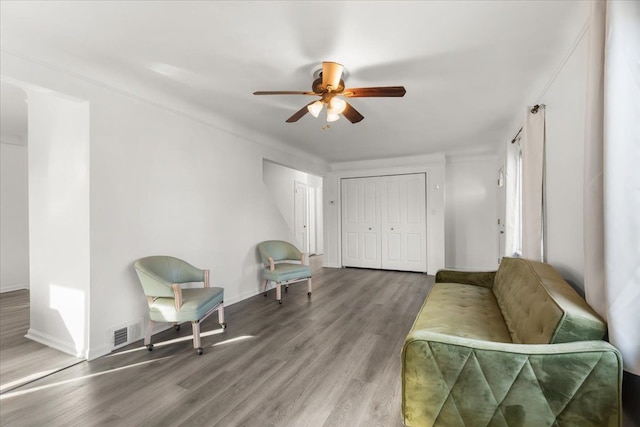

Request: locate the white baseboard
(87, 345), (111, 361)
(1, 284), (30, 293)
(444, 265), (498, 272)
(224, 288), (267, 306)
(25, 328), (85, 359)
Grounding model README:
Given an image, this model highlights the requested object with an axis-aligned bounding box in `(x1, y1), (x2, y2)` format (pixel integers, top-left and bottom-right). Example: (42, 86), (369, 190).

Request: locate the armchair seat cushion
(149, 287), (224, 323)
(414, 283), (512, 343)
(263, 263), (311, 283)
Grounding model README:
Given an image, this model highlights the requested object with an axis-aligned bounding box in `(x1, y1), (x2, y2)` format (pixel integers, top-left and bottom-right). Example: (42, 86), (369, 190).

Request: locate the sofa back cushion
(493, 258), (607, 344)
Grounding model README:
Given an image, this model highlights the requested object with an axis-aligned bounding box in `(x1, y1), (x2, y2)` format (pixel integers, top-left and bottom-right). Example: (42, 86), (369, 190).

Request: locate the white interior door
(381, 174), (427, 272)
(308, 187), (316, 255)
(341, 177), (381, 268)
(294, 181), (308, 252)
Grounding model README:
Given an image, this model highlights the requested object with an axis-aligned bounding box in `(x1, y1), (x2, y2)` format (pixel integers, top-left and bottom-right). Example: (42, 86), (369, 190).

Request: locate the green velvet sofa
(402, 257), (622, 427)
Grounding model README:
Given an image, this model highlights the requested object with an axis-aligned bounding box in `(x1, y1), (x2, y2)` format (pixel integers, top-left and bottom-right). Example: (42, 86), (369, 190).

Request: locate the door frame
(339, 172), (428, 272)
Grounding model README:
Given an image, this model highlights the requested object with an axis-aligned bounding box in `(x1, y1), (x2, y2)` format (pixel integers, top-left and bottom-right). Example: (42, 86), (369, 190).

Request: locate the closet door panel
(381, 174), (427, 272)
(342, 174), (425, 272)
(341, 177), (381, 268)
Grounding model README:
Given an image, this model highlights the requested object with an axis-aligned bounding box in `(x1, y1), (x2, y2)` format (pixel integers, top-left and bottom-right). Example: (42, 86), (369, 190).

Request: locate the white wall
(26, 89), (91, 358)
(538, 22), (589, 289)
(2, 52), (330, 359)
(0, 142), (30, 292)
(324, 154), (446, 274)
(445, 154), (499, 270)
(262, 160), (323, 254)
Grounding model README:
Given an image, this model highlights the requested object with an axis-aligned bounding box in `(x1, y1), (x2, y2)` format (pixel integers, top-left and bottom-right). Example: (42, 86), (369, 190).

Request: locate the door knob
(391, 227), (394, 231)
(368, 227), (372, 230)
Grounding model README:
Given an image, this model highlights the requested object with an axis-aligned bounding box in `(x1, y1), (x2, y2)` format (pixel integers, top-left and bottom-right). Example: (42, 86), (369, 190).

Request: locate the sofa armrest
(402, 331), (622, 427)
(434, 270), (496, 288)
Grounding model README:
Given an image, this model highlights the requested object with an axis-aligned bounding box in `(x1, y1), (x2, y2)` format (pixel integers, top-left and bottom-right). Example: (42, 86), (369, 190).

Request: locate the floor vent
(113, 327), (128, 347)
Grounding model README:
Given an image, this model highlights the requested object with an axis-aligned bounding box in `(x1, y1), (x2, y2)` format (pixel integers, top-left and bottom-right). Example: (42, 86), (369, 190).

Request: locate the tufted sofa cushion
(402, 258), (622, 427)
(493, 258), (607, 344)
(413, 283), (512, 343)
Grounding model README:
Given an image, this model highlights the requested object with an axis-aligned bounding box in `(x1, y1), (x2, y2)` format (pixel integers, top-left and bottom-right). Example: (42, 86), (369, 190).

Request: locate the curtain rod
(511, 127), (523, 144)
(511, 104), (542, 143)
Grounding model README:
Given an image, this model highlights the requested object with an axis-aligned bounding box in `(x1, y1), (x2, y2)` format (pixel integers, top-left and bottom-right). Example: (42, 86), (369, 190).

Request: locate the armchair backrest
(257, 240), (302, 266)
(134, 256), (205, 297)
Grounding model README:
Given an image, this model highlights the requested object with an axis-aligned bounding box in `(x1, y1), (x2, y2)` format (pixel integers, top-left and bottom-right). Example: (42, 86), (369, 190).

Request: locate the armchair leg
(263, 280), (269, 297)
(192, 321), (203, 355)
(276, 283), (282, 304)
(307, 277), (312, 298)
(144, 320), (155, 351)
(218, 303), (226, 329)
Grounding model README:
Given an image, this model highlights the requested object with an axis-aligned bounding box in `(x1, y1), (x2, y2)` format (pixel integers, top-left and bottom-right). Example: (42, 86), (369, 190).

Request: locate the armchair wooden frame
(262, 253), (312, 303)
(134, 256), (226, 355)
(257, 240), (312, 304)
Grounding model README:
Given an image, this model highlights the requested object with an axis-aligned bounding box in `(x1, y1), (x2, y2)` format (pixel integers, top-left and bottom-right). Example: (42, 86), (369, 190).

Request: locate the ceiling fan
(253, 61), (406, 124)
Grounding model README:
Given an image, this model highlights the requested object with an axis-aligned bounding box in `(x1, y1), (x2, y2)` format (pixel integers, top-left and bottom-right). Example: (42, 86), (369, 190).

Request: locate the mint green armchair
(134, 256), (225, 355)
(257, 240), (312, 304)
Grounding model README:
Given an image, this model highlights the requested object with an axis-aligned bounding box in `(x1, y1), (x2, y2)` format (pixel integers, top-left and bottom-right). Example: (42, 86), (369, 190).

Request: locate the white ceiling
(0, 1), (588, 162)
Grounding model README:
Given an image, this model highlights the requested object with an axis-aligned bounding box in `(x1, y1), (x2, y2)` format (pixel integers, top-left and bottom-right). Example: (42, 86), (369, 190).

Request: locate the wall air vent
(113, 327), (128, 347)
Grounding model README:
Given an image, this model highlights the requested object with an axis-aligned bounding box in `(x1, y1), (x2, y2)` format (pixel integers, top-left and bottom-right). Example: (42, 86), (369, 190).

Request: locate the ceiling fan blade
(285, 101), (315, 123)
(253, 91), (316, 95)
(322, 62), (344, 89)
(343, 86), (406, 98)
(342, 102), (364, 124)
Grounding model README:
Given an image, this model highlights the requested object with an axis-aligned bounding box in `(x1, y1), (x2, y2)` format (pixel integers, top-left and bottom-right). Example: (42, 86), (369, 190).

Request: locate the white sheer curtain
(504, 136), (522, 257)
(583, 0), (607, 323)
(521, 106), (546, 261)
(603, 0), (640, 376)
(584, 0), (640, 376)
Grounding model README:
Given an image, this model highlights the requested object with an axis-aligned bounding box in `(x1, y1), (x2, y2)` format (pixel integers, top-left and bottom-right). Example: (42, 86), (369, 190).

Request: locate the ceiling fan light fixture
(307, 100), (324, 117)
(329, 97), (347, 114)
(326, 109), (340, 122)
(254, 60), (406, 124)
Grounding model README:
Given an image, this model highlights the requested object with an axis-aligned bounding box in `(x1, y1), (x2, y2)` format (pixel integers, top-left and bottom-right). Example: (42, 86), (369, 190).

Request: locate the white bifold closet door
(341, 174), (427, 272)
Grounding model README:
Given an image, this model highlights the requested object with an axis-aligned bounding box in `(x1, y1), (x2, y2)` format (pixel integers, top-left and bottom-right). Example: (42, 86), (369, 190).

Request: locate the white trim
(0, 136), (27, 146)
(446, 153), (499, 164)
(535, 19), (590, 103)
(331, 153), (445, 172)
(0, 284), (30, 293)
(1, 52), (330, 176)
(25, 328), (86, 359)
(444, 265), (498, 272)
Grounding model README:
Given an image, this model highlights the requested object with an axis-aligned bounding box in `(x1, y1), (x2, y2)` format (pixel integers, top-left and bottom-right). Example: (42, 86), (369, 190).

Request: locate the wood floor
(0, 264), (433, 427)
(0, 289), (83, 393)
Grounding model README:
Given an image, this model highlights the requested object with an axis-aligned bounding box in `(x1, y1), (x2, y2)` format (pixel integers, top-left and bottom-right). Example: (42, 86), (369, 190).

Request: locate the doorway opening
(262, 160), (323, 256)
